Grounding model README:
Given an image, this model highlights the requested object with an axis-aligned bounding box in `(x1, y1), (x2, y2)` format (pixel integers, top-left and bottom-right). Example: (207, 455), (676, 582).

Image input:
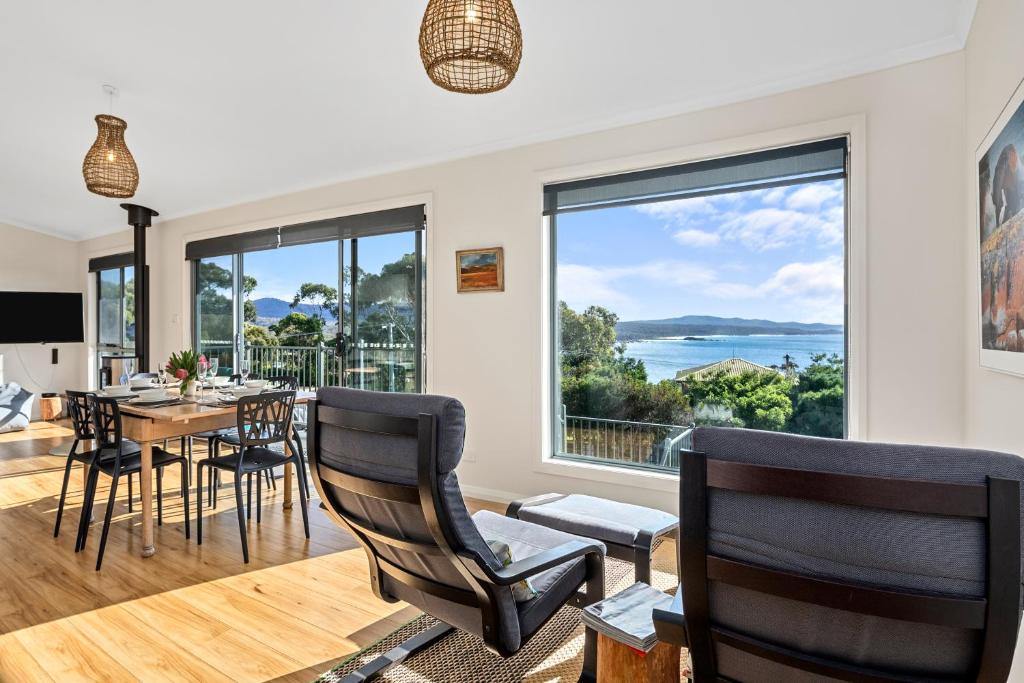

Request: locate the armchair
(308, 387), (606, 681)
(654, 426), (1024, 682)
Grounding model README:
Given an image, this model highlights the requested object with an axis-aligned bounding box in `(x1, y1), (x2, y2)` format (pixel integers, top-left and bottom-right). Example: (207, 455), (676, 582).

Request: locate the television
(0, 291), (84, 343)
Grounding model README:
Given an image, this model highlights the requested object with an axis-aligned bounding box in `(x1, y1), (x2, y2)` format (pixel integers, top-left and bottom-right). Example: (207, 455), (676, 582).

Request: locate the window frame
(96, 266), (135, 351)
(538, 117), (866, 488)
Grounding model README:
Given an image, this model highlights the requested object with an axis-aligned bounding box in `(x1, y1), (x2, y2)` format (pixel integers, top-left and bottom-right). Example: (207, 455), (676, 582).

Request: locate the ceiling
(2, 1), (976, 240)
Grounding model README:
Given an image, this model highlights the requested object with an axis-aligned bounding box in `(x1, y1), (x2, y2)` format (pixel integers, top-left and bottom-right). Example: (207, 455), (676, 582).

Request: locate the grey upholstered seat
(515, 494), (678, 547)
(692, 426), (1024, 681)
(309, 387), (606, 671)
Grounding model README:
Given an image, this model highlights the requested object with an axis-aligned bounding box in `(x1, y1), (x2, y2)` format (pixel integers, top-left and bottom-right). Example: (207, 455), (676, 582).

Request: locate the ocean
(622, 333), (845, 383)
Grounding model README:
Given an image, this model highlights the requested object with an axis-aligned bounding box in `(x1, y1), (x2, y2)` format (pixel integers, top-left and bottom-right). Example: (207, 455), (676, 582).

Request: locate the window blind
(88, 252), (134, 272)
(185, 205), (425, 260)
(543, 137), (847, 215)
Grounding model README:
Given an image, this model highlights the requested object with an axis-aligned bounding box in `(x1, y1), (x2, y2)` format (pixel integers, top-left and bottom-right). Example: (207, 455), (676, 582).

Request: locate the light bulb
(106, 150), (116, 162)
(465, 3), (479, 22)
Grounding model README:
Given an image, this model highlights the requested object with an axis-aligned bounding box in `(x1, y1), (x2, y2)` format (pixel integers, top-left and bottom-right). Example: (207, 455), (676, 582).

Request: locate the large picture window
(547, 139), (848, 472)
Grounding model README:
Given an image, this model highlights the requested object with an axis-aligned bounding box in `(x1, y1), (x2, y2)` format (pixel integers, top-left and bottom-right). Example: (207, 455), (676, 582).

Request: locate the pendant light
(419, 0), (523, 94)
(82, 85), (139, 198)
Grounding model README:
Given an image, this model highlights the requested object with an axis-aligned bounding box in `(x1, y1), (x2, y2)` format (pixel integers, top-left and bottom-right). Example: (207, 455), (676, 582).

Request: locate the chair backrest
(65, 390), (94, 440)
(235, 390), (295, 448)
(88, 396), (126, 466)
(683, 427), (1024, 682)
(264, 375), (298, 390)
(308, 387), (522, 655)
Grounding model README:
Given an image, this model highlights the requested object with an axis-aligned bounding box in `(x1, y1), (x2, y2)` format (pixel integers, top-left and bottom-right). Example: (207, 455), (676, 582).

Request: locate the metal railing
(197, 342), (417, 393)
(559, 408), (693, 471)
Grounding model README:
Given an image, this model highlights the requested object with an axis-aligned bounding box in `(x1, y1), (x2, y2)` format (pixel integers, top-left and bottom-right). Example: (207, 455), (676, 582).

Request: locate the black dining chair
(211, 375), (307, 499)
(79, 396), (191, 570)
(190, 373), (243, 504)
(53, 390), (140, 539)
(197, 390), (309, 563)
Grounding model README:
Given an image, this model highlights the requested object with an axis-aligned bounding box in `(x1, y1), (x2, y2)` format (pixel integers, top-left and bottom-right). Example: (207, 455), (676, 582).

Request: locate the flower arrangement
(165, 350), (204, 395)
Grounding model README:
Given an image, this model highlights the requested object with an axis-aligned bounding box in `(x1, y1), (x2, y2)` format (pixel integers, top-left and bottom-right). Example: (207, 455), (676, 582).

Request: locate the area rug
(317, 549), (689, 682)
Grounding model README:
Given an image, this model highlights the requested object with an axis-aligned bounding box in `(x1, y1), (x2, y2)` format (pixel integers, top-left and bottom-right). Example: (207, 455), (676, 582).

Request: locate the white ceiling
(2, 1), (976, 240)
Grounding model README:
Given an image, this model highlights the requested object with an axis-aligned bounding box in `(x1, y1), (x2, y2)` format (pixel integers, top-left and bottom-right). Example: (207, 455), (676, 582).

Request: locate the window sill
(535, 454), (679, 493)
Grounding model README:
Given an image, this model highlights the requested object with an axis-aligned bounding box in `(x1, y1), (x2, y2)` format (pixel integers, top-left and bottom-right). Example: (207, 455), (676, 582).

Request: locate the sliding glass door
(190, 206), (424, 392)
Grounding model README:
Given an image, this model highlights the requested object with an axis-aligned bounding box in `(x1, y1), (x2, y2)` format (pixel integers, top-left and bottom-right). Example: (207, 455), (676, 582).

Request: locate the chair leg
(295, 458), (310, 539)
(95, 473), (120, 571)
(234, 478), (249, 563)
(246, 473), (252, 520)
(196, 463), (204, 546)
(181, 460), (191, 540)
(256, 470), (262, 524)
(127, 472), (133, 513)
(156, 467), (163, 526)
(54, 455), (76, 537)
(76, 470), (99, 553)
(580, 627), (597, 683)
(342, 622), (453, 682)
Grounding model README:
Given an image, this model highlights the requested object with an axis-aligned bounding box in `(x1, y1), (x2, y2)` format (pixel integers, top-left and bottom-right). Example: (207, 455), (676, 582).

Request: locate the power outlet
(51, 348), (58, 365)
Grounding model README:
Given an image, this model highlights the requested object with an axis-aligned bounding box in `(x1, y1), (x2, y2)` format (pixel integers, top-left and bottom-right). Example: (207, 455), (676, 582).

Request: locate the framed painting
(978, 76), (1024, 375)
(456, 247), (504, 293)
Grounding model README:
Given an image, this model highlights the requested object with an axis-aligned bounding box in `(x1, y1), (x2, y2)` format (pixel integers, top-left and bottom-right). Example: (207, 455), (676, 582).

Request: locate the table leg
(140, 441), (155, 557)
(283, 445), (294, 510)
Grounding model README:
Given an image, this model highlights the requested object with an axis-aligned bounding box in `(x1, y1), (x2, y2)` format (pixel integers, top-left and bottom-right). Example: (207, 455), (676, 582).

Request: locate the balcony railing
(197, 342), (417, 393)
(558, 409), (693, 471)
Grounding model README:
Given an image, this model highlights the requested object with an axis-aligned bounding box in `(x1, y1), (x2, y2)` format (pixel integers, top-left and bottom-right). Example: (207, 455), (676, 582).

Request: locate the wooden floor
(0, 421), (503, 682)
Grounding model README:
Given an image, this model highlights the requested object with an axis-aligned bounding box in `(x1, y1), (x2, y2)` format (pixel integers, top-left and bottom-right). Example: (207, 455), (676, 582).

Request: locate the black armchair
(654, 427), (1024, 682)
(308, 387), (606, 682)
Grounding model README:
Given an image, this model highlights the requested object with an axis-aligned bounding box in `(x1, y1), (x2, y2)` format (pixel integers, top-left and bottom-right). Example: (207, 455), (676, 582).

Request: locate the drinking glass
(197, 359), (209, 402)
(239, 359), (251, 384)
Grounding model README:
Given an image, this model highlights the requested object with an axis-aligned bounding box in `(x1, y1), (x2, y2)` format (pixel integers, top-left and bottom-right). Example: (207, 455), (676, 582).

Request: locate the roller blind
(185, 205), (425, 260)
(544, 137), (847, 215)
(88, 252), (134, 272)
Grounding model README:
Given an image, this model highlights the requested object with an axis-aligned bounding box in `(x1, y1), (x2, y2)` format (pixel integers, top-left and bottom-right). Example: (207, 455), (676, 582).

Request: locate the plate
(128, 395), (181, 406)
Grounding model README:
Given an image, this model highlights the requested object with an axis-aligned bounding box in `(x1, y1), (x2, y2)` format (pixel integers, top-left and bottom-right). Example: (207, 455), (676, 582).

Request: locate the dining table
(98, 388), (315, 558)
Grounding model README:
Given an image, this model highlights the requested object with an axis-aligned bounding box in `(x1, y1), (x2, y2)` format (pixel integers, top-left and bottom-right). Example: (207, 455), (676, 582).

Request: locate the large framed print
(978, 76), (1024, 375)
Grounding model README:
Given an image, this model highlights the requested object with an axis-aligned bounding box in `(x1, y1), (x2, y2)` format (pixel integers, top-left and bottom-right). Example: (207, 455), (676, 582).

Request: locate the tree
(688, 370), (794, 431)
(270, 312), (324, 347)
(243, 275), (258, 323)
(244, 322), (277, 346)
(558, 301), (690, 426)
(787, 353), (844, 438)
(357, 253), (417, 345)
(292, 282), (339, 322)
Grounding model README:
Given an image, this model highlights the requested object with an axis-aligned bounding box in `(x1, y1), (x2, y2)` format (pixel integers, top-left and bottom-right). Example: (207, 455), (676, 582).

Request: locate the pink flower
(198, 354), (208, 363)
(175, 368), (188, 380)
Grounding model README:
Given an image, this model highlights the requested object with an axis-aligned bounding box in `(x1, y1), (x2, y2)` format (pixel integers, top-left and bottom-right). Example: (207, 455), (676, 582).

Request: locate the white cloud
(557, 260), (717, 312)
(761, 186), (789, 205)
(785, 183), (842, 211)
(672, 229), (720, 247)
(708, 256), (845, 324)
(720, 207), (842, 250)
(634, 194), (739, 227)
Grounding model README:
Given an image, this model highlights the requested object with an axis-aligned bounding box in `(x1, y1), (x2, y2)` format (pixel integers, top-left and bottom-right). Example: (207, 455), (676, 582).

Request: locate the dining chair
(197, 390), (309, 563)
(53, 390), (138, 539)
(128, 372), (187, 505)
(79, 396), (190, 570)
(190, 373), (243, 504)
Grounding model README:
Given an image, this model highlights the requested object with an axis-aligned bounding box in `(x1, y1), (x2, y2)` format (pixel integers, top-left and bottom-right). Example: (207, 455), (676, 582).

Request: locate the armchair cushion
(0, 382), (34, 433)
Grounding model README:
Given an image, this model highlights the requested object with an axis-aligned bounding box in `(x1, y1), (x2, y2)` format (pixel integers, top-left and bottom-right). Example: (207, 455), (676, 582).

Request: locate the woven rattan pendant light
(419, 0), (522, 94)
(82, 85), (139, 198)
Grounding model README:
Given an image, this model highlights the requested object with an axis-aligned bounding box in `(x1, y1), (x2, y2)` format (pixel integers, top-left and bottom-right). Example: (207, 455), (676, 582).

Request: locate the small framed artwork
(456, 247), (505, 293)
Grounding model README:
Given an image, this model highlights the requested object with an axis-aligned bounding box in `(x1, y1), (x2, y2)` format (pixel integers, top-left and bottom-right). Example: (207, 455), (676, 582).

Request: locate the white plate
(99, 389), (135, 398)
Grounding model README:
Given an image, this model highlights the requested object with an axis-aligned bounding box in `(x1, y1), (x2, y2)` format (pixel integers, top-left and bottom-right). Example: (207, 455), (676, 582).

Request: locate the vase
(183, 380), (198, 397)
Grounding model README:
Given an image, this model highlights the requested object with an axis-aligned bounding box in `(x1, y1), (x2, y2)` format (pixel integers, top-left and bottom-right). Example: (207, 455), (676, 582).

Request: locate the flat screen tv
(0, 291), (84, 343)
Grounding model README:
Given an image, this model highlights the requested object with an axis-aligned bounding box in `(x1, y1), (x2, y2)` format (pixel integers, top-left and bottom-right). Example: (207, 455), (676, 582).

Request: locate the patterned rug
(317, 550), (689, 682)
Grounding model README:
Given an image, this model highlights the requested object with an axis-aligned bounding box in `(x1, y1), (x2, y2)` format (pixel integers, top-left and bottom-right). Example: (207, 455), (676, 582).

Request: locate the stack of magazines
(581, 582), (674, 652)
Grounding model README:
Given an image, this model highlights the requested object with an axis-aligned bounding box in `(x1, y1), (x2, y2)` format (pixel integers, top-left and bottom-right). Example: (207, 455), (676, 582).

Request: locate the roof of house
(673, 357), (779, 383)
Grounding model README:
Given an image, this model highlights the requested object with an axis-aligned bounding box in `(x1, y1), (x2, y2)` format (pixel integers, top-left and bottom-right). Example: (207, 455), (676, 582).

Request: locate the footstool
(506, 493), (678, 583)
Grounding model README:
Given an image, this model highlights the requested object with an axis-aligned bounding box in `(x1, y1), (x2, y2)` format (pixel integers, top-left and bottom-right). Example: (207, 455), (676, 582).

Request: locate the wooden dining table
(110, 390), (316, 558)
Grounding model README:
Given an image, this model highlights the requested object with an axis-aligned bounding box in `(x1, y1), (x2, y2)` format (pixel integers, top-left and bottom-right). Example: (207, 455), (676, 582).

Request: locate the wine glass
(239, 359), (251, 385)
(121, 357), (135, 387)
(197, 358), (209, 402)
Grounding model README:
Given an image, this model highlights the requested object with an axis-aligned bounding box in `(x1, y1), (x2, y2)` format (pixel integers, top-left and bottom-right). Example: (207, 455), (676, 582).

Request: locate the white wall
(964, 0), (1024, 453)
(0, 222), (84, 417)
(73, 52), (967, 512)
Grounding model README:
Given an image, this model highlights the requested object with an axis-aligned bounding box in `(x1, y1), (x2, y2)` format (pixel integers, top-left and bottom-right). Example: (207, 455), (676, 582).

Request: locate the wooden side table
(39, 394), (62, 422)
(598, 634), (680, 682)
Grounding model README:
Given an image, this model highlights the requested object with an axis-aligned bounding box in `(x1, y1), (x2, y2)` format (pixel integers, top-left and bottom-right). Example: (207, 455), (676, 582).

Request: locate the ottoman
(506, 493), (678, 583)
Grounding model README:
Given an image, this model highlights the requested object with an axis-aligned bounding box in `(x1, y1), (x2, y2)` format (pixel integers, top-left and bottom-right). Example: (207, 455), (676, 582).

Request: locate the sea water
(621, 334), (845, 383)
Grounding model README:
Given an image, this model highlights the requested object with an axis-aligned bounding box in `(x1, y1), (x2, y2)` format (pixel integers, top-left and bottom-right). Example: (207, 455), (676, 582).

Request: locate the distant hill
(252, 297), (337, 326)
(616, 315), (842, 341)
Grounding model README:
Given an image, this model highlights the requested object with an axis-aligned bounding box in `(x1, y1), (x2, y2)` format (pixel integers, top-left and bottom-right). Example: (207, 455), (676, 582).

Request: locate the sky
(242, 231), (416, 303)
(556, 179), (845, 325)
